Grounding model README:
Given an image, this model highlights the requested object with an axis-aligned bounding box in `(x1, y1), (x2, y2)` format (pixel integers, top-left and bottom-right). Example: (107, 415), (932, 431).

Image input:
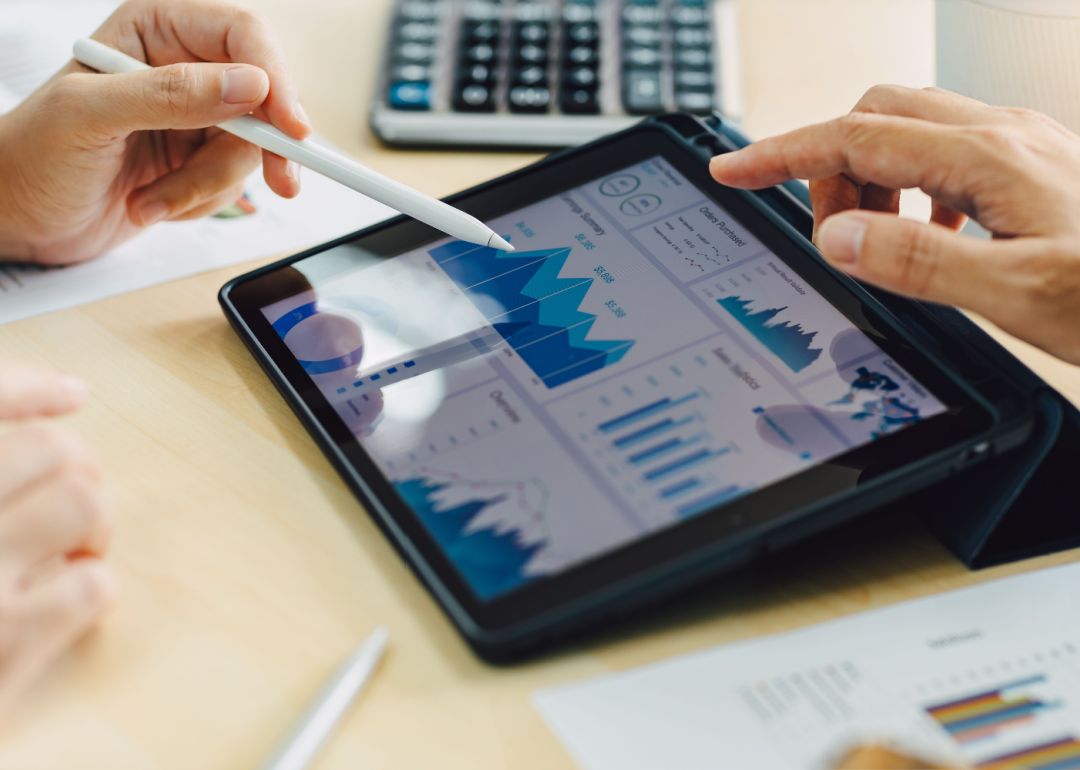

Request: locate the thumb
(68, 62), (269, 136)
(815, 210), (1028, 317)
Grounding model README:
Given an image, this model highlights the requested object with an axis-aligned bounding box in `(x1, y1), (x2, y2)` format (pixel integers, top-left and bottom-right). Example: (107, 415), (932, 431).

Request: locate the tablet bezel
(223, 124), (1012, 640)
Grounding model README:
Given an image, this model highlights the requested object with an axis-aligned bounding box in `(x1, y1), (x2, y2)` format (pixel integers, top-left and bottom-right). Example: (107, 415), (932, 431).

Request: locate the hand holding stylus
(71, 39), (512, 253)
(0, 0), (510, 265)
(0, 0), (310, 263)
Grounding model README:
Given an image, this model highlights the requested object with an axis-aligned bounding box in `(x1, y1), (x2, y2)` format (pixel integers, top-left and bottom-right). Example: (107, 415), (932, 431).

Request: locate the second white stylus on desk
(71, 38), (514, 253)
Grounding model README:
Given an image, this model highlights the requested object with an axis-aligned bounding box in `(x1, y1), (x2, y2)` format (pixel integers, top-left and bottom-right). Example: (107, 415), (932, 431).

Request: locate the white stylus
(72, 39), (514, 253)
(259, 627), (389, 770)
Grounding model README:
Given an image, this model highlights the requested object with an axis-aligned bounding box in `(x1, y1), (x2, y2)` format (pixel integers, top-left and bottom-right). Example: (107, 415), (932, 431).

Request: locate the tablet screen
(260, 157), (946, 600)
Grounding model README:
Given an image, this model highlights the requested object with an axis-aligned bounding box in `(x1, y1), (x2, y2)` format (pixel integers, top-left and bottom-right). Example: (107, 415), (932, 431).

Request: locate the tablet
(221, 120), (1031, 661)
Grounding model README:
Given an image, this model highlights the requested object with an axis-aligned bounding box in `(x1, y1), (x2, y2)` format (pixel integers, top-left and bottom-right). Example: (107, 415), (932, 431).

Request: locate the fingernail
(62, 375), (88, 401)
(222, 66), (267, 104)
(81, 562), (119, 606)
(293, 101), (312, 130)
(286, 160), (301, 185)
(138, 200), (169, 227)
(817, 214), (869, 265)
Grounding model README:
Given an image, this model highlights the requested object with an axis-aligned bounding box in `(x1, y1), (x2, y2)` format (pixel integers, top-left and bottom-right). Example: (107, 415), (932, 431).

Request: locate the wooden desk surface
(2, 1), (1080, 768)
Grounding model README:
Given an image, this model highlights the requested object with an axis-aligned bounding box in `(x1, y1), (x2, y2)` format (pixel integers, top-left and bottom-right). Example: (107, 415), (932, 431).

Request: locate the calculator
(369, 0), (742, 148)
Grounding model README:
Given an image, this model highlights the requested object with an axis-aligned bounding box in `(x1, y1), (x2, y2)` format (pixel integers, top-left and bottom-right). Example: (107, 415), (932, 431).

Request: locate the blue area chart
(717, 295), (822, 373)
(429, 240), (635, 388)
(394, 477), (540, 599)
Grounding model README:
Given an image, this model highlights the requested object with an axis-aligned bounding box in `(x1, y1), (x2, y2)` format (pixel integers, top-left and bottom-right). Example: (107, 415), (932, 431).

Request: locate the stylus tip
(488, 233), (515, 252)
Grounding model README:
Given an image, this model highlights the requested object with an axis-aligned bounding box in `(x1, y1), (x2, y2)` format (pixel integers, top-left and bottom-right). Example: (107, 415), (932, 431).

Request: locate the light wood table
(2, 1), (1080, 768)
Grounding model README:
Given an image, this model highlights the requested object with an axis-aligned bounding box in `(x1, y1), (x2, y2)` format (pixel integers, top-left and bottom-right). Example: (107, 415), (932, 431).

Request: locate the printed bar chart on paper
(923, 671), (1080, 770)
(533, 562), (1080, 770)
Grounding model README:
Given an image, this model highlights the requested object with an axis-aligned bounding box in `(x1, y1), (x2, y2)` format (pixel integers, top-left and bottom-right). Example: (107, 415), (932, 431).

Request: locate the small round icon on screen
(619, 194), (662, 216)
(599, 174), (641, 196)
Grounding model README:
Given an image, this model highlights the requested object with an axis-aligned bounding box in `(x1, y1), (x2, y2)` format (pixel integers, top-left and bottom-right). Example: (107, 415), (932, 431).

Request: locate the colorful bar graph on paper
(676, 484), (742, 517)
(628, 436), (702, 466)
(611, 416), (695, 449)
(659, 478), (703, 499)
(599, 392), (700, 434)
(923, 674), (1080, 770)
(927, 676), (1054, 745)
(977, 736), (1080, 770)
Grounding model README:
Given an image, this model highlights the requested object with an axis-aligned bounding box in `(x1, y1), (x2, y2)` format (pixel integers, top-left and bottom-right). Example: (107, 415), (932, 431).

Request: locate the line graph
(429, 240), (635, 388)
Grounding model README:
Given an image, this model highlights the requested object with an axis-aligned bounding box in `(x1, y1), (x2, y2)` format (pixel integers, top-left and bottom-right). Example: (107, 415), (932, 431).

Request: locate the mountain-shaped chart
(717, 295), (823, 373)
(394, 476), (543, 599)
(429, 240), (635, 388)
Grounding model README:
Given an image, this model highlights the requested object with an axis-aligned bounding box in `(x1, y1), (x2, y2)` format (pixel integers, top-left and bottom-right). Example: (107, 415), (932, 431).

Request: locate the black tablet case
(649, 112), (1080, 570)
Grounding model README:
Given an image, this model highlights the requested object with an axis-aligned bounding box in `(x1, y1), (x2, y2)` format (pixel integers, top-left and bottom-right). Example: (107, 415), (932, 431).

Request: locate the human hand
(0, 0), (310, 265)
(710, 85), (1080, 366)
(0, 362), (114, 718)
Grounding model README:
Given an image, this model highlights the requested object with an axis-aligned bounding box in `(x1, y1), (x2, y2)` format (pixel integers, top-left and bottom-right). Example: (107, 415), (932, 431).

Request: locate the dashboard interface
(261, 157), (946, 600)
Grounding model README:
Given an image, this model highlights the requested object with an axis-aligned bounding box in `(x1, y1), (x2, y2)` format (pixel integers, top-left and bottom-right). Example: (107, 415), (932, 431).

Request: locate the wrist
(0, 110), (34, 261)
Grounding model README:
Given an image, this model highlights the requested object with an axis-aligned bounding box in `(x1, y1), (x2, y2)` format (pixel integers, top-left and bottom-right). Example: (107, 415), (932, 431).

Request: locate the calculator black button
(622, 6), (662, 25)
(454, 84), (495, 111)
(389, 81), (432, 110)
(465, 4), (502, 22)
(624, 26), (661, 47)
(508, 86), (551, 112)
(674, 48), (710, 68)
(567, 23), (598, 45)
(517, 23), (549, 44)
(566, 45), (597, 65)
(392, 64), (431, 82)
(460, 63), (494, 83)
(674, 27), (710, 47)
(676, 91), (713, 113)
(623, 47), (661, 69)
(400, 2), (438, 20)
(514, 65), (547, 86)
(467, 22), (499, 42)
(396, 22), (437, 42)
(394, 43), (434, 64)
(671, 6), (708, 25)
(563, 3), (596, 23)
(566, 66), (597, 88)
(516, 44), (548, 64)
(466, 44), (496, 63)
(674, 70), (711, 88)
(559, 87), (598, 114)
(624, 70), (663, 113)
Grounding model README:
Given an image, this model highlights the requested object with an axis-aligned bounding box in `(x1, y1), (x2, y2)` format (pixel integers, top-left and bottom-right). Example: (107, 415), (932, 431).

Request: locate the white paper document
(0, 0), (395, 325)
(534, 562), (1080, 770)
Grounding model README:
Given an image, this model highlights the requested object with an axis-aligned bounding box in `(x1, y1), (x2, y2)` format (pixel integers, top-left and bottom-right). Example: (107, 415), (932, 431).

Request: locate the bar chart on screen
(544, 336), (801, 528)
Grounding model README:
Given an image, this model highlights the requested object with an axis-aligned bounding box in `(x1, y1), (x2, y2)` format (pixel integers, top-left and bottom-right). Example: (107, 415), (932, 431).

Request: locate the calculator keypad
(558, 3), (599, 114)
(385, 0), (721, 119)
